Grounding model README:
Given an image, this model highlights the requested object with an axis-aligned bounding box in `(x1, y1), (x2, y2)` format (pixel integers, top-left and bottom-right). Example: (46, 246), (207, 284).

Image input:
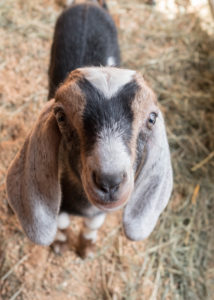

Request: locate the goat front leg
(77, 213), (106, 258)
(51, 212), (71, 254)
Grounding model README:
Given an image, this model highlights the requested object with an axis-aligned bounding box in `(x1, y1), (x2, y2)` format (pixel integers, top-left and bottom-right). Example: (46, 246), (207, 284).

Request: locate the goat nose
(93, 171), (126, 194)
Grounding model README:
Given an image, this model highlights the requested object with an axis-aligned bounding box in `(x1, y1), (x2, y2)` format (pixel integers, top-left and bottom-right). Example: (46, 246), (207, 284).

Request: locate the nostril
(111, 183), (120, 193)
(92, 171), (98, 187)
(92, 171), (127, 194)
(92, 171), (109, 193)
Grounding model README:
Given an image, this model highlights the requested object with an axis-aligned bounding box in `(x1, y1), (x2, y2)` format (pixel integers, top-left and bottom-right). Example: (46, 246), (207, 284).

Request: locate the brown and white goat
(6, 2), (173, 257)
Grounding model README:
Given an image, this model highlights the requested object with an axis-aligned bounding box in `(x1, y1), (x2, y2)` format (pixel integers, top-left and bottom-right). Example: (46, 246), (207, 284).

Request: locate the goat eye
(147, 112), (157, 128)
(57, 112), (65, 123)
(54, 106), (66, 123)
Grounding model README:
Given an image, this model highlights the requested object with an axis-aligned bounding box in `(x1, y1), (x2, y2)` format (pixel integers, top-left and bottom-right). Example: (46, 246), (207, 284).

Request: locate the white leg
(57, 212), (70, 230)
(53, 212), (70, 245)
(77, 214), (106, 258)
(82, 213), (106, 243)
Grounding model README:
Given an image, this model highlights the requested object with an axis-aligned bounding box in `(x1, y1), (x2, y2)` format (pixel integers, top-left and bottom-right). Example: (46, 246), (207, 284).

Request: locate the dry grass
(0, 0), (214, 299)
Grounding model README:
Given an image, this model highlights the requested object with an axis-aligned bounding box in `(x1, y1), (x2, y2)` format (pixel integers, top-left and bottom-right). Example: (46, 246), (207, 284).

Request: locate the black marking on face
(78, 78), (140, 154)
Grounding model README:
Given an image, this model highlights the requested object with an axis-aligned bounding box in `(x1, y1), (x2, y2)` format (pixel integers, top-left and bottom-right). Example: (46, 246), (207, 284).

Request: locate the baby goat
(6, 2), (173, 257)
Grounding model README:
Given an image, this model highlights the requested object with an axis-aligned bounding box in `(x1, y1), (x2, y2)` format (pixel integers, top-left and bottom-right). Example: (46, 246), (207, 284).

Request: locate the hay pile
(0, 0), (214, 299)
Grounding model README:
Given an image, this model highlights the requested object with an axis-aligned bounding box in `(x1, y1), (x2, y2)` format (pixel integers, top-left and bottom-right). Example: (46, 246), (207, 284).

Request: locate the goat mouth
(84, 182), (133, 212)
(81, 168), (134, 212)
(91, 196), (130, 212)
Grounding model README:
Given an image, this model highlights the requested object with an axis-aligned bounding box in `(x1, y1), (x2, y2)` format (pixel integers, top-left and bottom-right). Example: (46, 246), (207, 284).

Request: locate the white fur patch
(29, 202), (58, 246)
(84, 214), (106, 230)
(57, 212), (70, 230)
(94, 133), (131, 177)
(79, 67), (136, 98)
(107, 56), (116, 66)
(83, 229), (97, 242)
(82, 205), (102, 218)
(55, 231), (67, 242)
(83, 214), (106, 242)
(66, 0), (75, 6)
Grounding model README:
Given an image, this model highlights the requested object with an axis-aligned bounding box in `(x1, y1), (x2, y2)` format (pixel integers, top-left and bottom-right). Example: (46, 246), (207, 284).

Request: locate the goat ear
(6, 100), (62, 245)
(123, 111), (173, 240)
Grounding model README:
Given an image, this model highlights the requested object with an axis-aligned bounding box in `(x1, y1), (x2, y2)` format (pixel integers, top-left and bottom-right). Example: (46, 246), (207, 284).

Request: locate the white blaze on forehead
(66, 0), (74, 5)
(78, 67), (136, 99)
(107, 56), (116, 66)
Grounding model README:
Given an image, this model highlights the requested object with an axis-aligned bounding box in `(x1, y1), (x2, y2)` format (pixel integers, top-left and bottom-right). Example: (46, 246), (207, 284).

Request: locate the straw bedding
(0, 0), (213, 299)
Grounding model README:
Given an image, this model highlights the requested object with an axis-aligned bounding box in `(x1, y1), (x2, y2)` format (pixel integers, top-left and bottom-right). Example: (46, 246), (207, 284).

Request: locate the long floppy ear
(6, 100), (61, 245)
(123, 111), (173, 240)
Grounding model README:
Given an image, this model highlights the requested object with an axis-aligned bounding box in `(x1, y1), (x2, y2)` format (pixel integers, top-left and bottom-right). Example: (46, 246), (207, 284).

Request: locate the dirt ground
(0, 0), (214, 299)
